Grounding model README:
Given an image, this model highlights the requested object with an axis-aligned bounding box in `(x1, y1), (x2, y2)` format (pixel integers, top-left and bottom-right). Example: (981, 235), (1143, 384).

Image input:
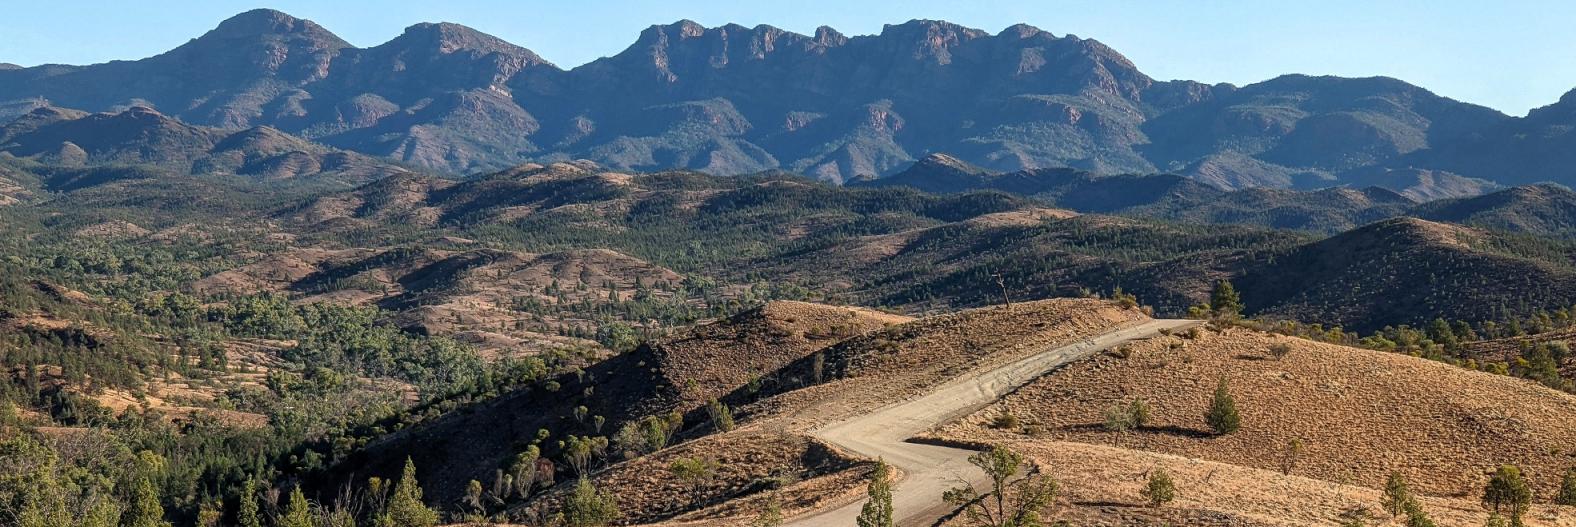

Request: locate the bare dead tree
(992, 272), (1013, 310)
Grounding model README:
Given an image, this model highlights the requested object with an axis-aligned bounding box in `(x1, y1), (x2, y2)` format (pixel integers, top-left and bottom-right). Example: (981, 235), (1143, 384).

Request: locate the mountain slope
(848, 153), (1225, 211)
(1235, 217), (1576, 331)
(1142, 74), (1508, 178)
(0, 106), (413, 184)
(1412, 183), (1576, 238)
(942, 324), (1576, 526)
(858, 153), (1417, 233)
(0, 9), (559, 174)
(323, 301), (912, 506)
(1386, 88), (1576, 187)
(1121, 185), (1417, 234)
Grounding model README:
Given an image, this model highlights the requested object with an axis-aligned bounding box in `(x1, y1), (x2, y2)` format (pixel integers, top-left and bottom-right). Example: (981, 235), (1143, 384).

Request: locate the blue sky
(3, 1), (1573, 116)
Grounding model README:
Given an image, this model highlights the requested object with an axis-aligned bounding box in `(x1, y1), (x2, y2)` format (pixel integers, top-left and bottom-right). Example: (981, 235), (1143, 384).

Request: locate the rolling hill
(1413, 183), (1576, 239)
(941, 322), (1576, 526)
(855, 153), (1421, 233)
(0, 105), (415, 185)
(1235, 217), (1576, 331)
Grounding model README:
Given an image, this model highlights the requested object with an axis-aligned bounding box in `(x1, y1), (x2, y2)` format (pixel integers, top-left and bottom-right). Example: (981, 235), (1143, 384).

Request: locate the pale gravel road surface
(790, 318), (1201, 527)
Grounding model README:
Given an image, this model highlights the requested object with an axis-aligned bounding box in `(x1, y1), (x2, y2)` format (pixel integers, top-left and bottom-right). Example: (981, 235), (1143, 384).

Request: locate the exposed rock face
(1377, 87), (1576, 187)
(4, 9), (1567, 192)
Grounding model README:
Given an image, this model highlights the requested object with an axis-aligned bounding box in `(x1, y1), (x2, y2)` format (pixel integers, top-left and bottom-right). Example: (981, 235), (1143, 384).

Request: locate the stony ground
(987, 441), (1575, 527)
(940, 324), (1576, 524)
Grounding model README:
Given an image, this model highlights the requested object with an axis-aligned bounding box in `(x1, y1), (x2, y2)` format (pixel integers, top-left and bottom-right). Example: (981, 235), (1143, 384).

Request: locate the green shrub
(1141, 469), (1175, 507)
(1204, 376), (1241, 435)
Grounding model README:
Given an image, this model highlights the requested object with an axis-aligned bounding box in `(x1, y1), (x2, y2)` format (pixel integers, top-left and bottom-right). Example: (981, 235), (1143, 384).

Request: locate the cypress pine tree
(122, 477), (168, 527)
(1141, 469), (1176, 507)
(79, 496), (121, 527)
(1381, 471), (1411, 517)
(749, 495), (783, 527)
(1204, 376), (1241, 435)
(1402, 498), (1436, 527)
(1557, 466), (1576, 513)
(1483, 465), (1532, 525)
(277, 487), (315, 527)
(237, 477), (262, 527)
(1211, 281), (1243, 316)
(857, 458), (894, 527)
(1427, 318), (1457, 348)
(387, 458), (439, 527)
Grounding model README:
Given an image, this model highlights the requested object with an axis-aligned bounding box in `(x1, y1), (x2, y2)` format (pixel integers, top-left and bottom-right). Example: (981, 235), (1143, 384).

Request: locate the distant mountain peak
(672, 19), (708, 36)
(395, 22), (544, 61)
(911, 153), (995, 177)
(26, 106), (88, 120)
(877, 20), (991, 63)
(0, 63), (20, 70)
(999, 23), (1049, 39)
(203, 8), (349, 49)
(813, 26), (847, 46)
(122, 105), (161, 116)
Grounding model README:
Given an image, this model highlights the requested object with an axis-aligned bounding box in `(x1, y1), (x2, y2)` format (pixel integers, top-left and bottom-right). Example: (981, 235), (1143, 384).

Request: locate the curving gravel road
(789, 318), (1201, 527)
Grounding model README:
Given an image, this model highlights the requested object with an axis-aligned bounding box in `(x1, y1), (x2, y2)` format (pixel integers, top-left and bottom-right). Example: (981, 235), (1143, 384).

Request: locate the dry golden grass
(746, 298), (1149, 430)
(646, 301), (912, 415)
(942, 325), (1576, 506)
(996, 441), (1576, 527)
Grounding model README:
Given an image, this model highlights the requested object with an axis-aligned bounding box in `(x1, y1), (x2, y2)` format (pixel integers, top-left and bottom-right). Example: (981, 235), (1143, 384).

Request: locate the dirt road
(790, 318), (1200, 527)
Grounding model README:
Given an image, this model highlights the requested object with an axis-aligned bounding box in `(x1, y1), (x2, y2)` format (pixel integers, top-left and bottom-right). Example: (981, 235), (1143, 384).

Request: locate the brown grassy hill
(642, 301), (912, 417)
(284, 160), (628, 229)
(0, 283), (277, 429)
(1236, 217), (1576, 331)
(731, 299), (1148, 431)
(1337, 166), (1501, 202)
(940, 324), (1576, 512)
(195, 246), (693, 354)
(0, 160), (40, 205)
(287, 170), (460, 226)
(322, 301), (908, 506)
(1465, 328), (1576, 380)
(480, 298), (1146, 525)
(979, 441), (1509, 527)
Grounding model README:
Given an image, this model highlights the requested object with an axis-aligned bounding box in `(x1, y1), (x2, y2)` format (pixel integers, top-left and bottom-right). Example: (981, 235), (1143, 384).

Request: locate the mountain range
(4, 8), (1575, 194)
(856, 153), (1576, 236)
(0, 105), (414, 186)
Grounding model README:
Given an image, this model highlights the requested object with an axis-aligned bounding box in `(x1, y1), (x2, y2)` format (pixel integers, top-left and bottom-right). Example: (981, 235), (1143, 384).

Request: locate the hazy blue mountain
(1, 9), (1530, 188)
